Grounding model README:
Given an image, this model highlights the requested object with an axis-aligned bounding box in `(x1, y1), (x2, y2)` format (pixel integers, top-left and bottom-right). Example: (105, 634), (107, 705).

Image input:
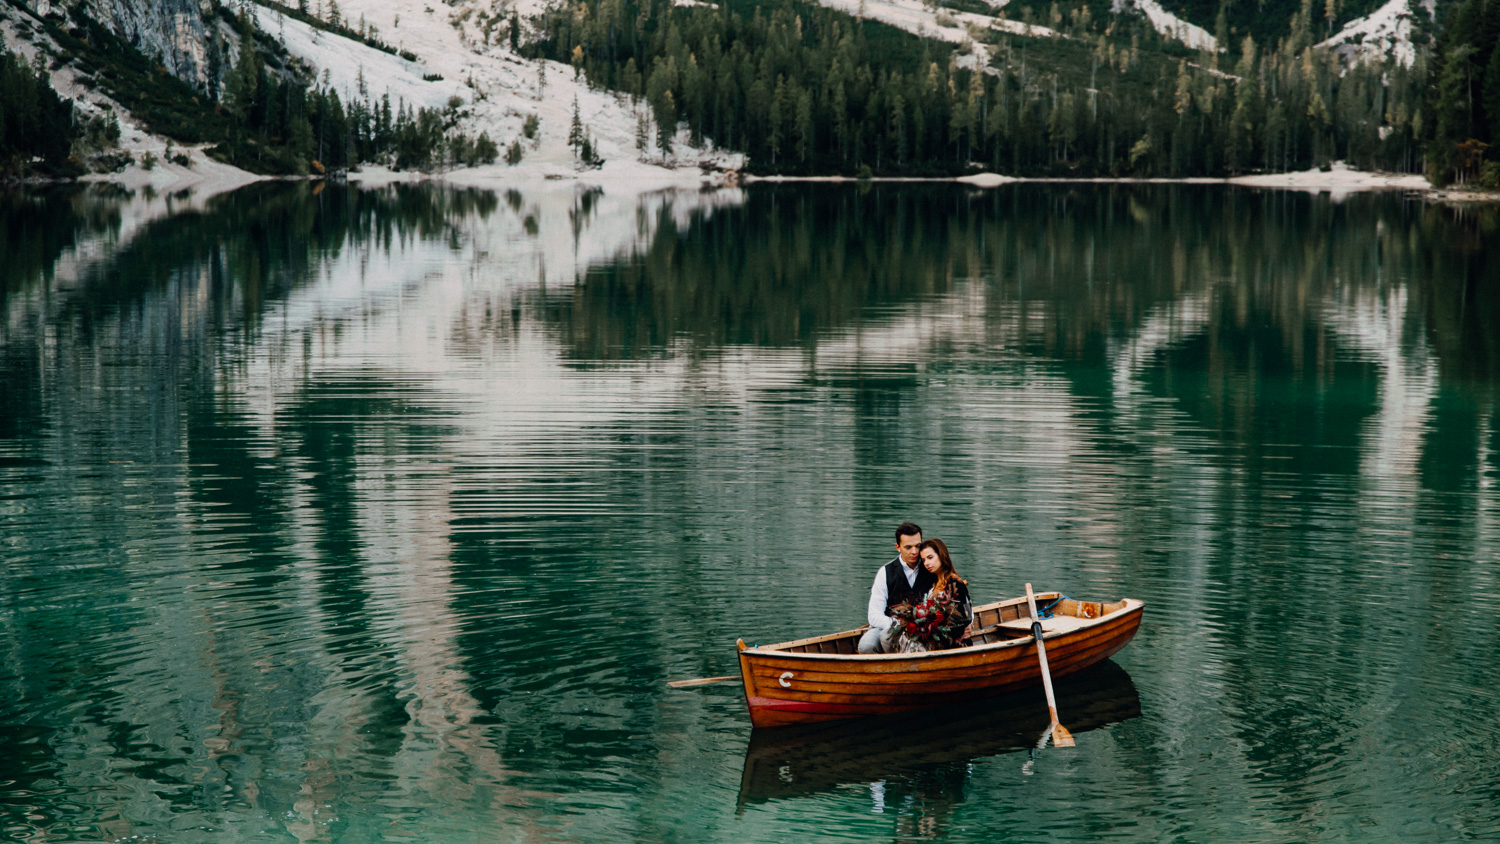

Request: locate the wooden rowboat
(737, 591), (1143, 728)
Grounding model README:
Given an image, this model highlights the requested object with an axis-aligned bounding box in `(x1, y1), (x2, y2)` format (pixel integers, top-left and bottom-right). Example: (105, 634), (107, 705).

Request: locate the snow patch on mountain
(815, 0), (1057, 45)
(253, 0), (741, 188)
(1113, 0), (1218, 52)
(252, 5), (468, 112)
(1317, 0), (1434, 67)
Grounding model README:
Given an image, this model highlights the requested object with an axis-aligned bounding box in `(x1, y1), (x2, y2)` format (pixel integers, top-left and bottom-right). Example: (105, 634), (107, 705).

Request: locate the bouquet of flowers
(889, 591), (969, 651)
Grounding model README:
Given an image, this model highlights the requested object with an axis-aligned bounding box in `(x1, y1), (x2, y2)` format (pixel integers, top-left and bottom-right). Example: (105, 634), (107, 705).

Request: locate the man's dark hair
(895, 522), (923, 543)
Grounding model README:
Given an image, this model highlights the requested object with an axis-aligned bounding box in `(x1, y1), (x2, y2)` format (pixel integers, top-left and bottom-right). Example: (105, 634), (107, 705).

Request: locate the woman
(891, 538), (973, 653)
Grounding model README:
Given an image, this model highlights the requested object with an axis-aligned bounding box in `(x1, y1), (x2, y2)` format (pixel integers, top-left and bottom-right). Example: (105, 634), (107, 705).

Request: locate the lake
(2, 180), (1498, 842)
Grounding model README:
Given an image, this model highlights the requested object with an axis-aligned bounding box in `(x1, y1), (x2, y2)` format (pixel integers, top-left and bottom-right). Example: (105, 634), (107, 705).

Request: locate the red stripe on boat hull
(746, 697), (875, 715)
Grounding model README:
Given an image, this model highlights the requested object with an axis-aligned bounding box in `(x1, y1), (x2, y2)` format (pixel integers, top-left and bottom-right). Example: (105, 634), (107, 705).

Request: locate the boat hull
(738, 595), (1143, 728)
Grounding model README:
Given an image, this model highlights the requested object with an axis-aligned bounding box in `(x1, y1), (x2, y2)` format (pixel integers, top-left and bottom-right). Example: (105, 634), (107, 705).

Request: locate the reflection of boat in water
(737, 660), (1141, 807)
(738, 592), (1143, 727)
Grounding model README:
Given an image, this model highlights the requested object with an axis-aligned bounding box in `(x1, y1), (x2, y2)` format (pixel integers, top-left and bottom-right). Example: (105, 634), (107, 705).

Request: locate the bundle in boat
(735, 592), (1144, 728)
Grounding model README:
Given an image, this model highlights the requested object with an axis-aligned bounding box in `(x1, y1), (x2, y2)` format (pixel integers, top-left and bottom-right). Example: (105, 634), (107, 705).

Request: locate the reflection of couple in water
(858, 522), (972, 655)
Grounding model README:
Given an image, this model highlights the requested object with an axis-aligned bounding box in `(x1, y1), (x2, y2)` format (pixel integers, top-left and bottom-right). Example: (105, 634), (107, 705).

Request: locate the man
(857, 521), (937, 654)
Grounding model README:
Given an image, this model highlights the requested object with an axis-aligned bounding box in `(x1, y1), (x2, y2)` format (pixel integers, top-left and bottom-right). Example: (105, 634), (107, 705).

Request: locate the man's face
(896, 533), (923, 566)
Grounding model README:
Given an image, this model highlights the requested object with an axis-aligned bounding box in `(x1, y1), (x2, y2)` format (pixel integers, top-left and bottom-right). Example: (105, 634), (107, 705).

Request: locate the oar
(1025, 582), (1076, 748)
(666, 675), (738, 688)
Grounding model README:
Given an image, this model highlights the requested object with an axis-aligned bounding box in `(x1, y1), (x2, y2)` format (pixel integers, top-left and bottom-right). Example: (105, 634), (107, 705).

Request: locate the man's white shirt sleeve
(867, 569), (891, 629)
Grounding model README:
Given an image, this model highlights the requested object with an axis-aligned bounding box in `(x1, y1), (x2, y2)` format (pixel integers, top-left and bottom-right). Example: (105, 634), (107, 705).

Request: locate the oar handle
(666, 675), (739, 688)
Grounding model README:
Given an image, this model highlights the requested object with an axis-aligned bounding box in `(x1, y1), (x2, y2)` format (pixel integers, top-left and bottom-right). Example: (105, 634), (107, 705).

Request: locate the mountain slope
(249, 0), (740, 181)
(1319, 0), (1437, 66)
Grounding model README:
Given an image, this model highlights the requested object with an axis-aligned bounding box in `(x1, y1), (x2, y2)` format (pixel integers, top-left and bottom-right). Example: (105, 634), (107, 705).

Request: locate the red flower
(906, 623), (918, 634)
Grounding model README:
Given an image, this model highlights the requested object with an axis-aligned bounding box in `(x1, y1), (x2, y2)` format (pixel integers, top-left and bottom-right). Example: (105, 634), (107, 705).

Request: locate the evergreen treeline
(1424, 0), (1500, 185)
(530, 0), (1429, 176)
(0, 48), (77, 176)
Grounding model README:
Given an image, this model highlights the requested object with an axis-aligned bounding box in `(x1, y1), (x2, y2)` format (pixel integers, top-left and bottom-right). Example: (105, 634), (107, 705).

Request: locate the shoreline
(16, 159), (1497, 203)
(746, 162), (1459, 198)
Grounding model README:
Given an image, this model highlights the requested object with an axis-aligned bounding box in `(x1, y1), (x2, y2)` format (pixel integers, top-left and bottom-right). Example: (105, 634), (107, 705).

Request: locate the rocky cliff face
(21, 0), (220, 91)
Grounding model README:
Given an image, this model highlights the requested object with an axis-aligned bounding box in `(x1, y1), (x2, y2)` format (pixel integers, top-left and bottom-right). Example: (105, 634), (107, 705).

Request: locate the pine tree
(622, 57), (642, 100)
(1432, 44), (1479, 184)
(890, 89), (907, 166)
(225, 38), (262, 120)
(647, 56), (679, 155)
(1485, 42), (1500, 144)
(795, 87), (814, 163)
(569, 95), (584, 159)
(768, 74), (787, 164)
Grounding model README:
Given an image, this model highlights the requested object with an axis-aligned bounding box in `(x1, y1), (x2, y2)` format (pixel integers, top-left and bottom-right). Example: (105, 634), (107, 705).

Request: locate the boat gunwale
(740, 597), (1144, 663)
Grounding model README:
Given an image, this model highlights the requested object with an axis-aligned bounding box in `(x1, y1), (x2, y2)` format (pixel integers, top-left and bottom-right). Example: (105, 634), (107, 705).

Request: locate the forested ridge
(529, 0), (1445, 177)
(5, 0), (1500, 184)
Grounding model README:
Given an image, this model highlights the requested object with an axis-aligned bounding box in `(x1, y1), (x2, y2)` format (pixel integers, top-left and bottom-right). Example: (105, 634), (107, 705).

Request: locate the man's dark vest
(884, 558), (936, 615)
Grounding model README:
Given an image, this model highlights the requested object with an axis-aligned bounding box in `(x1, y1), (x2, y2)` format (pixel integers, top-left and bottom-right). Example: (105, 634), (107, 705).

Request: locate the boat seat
(997, 615), (1092, 635)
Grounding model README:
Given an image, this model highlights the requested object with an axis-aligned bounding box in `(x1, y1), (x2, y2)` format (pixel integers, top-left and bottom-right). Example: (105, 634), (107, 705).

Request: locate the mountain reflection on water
(2, 181), (1499, 842)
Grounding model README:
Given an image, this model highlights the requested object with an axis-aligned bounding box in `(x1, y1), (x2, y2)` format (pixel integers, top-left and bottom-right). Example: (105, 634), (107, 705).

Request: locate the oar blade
(1051, 722), (1076, 748)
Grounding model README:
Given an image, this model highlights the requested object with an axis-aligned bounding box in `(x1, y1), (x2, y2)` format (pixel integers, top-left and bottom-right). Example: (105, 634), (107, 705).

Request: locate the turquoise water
(2, 181), (1499, 842)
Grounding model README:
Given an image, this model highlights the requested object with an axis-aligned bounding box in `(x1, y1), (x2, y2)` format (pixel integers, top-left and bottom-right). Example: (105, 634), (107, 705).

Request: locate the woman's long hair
(919, 538), (965, 595)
